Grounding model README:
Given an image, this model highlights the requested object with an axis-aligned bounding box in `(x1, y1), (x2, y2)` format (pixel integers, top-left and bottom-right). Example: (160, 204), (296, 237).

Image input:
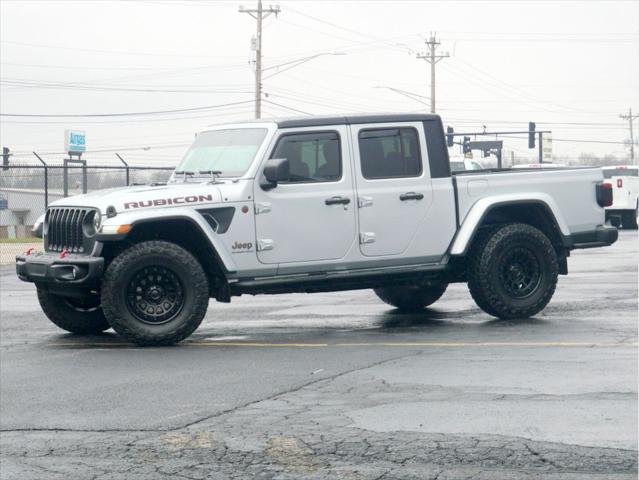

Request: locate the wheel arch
(450, 198), (568, 257)
(100, 214), (236, 299)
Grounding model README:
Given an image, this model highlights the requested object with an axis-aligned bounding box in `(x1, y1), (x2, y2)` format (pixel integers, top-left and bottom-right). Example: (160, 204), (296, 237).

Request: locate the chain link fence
(1, 163), (174, 239)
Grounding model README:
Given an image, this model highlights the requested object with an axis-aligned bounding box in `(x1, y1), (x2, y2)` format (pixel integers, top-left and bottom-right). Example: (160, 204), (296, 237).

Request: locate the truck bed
(453, 167), (605, 236)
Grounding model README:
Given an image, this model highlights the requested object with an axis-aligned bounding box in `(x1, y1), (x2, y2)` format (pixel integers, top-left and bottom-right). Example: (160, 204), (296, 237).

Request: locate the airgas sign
(64, 130), (86, 154)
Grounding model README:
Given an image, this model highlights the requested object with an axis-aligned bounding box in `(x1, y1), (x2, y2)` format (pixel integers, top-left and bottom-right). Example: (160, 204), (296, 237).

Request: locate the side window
(271, 131), (341, 183)
(358, 127), (422, 179)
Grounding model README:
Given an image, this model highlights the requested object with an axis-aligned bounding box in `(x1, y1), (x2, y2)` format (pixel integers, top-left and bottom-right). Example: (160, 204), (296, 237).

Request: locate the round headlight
(92, 211), (102, 232)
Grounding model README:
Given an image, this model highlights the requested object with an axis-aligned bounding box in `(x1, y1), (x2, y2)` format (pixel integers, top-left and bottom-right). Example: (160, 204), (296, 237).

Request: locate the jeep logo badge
(232, 241), (253, 252)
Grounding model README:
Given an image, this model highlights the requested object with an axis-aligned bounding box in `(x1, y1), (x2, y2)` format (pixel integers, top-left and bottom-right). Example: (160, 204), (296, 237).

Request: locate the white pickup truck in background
(602, 165), (639, 229)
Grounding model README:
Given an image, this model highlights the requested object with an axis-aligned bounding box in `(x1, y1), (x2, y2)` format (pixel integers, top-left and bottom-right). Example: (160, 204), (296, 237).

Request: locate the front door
(351, 122), (433, 257)
(253, 126), (357, 265)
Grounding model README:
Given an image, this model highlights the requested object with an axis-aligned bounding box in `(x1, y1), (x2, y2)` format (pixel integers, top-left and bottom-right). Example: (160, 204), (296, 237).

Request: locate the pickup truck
(602, 165), (638, 229)
(16, 114), (618, 346)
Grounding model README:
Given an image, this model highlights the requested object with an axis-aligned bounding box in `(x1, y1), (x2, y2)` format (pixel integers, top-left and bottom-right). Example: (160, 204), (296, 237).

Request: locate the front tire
(374, 283), (448, 312)
(101, 241), (209, 346)
(37, 288), (110, 334)
(467, 223), (558, 319)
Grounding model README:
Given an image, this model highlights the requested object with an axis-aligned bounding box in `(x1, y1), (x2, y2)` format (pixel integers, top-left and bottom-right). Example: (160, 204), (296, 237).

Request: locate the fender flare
(449, 194), (570, 256)
(98, 208), (237, 273)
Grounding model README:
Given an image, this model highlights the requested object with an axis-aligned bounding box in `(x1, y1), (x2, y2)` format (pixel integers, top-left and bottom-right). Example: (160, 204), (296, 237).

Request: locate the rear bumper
(564, 225), (618, 249)
(16, 252), (104, 288)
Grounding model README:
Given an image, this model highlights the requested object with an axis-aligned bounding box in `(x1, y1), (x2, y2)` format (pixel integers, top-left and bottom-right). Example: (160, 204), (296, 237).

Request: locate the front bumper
(16, 252), (104, 288)
(564, 225), (619, 249)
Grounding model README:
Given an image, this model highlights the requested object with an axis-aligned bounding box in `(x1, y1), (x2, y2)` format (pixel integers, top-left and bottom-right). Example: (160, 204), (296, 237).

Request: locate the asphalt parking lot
(0, 231), (637, 480)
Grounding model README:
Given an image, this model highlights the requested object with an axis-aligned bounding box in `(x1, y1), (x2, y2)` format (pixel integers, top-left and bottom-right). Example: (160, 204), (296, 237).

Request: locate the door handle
(399, 192), (424, 201)
(325, 196), (351, 206)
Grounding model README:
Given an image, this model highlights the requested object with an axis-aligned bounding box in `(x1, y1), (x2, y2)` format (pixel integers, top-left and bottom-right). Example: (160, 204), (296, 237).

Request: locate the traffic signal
(462, 136), (471, 154)
(2, 147), (9, 171)
(446, 126), (454, 147)
(528, 122), (536, 149)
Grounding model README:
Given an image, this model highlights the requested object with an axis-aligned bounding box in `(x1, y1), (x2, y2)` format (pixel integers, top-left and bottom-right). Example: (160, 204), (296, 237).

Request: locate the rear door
(253, 126), (357, 265)
(351, 122), (433, 257)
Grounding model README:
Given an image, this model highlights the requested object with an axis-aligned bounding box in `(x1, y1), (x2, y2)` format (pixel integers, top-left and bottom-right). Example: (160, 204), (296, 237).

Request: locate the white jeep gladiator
(17, 114), (618, 346)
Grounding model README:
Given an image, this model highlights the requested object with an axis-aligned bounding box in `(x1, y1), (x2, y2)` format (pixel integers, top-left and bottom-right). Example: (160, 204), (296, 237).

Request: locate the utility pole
(620, 108), (639, 164)
(416, 33), (449, 114)
(239, 1), (280, 119)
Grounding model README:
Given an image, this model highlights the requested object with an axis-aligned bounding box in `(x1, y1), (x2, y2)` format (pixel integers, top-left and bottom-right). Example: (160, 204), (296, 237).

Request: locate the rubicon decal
(124, 194), (214, 209)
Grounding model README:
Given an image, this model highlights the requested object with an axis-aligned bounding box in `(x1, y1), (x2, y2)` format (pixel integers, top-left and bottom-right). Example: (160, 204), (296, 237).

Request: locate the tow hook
(50, 264), (86, 281)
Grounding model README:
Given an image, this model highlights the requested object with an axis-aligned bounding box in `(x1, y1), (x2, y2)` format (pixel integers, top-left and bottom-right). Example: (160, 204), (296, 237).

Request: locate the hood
(48, 181), (230, 213)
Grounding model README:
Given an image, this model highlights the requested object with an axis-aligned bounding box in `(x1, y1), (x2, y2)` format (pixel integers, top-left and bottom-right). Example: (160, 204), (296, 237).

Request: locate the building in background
(0, 188), (64, 238)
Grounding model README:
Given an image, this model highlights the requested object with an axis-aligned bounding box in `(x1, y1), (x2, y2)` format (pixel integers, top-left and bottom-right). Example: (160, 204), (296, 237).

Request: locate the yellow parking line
(190, 342), (328, 348)
(48, 341), (637, 348)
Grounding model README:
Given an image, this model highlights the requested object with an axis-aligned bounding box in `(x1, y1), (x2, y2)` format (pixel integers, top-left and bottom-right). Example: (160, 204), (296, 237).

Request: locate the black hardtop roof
(275, 113), (441, 129)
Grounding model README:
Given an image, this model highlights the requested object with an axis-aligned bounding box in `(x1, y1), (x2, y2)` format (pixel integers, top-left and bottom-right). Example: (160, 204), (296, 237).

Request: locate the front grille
(45, 207), (92, 253)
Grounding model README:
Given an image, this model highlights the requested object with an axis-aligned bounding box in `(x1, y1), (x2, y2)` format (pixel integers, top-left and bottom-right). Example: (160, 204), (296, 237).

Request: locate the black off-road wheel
(101, 241), (209, 346)
(374, 283), (448, 312)
(36, 288), (110, 334)
(467, 223), (558, 319)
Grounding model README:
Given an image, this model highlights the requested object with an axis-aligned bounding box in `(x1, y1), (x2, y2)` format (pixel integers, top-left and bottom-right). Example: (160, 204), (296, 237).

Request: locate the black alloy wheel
(126, 266), (185, 325)
(497, 247), (542, 299)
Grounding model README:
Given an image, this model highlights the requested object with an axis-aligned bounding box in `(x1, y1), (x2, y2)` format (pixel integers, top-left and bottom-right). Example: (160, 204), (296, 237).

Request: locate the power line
(0, 100), (254, 118)
(0, 39), (239, 59)
(1, 78), (253, 94)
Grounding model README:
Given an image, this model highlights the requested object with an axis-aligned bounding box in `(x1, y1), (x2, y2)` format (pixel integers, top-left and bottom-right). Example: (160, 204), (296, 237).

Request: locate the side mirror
(261, 158), (289, 190)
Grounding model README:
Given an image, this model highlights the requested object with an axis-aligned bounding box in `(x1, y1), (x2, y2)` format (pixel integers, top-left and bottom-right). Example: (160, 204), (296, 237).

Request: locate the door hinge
(359, 232), (376, 244)
(358, 196), (373, 208)
(254, 202), (271, 215)
(257, 239), (274, 251)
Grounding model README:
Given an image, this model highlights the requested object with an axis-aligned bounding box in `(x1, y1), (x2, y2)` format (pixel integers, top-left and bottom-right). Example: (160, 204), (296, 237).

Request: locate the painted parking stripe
(48, 341), (637, 348)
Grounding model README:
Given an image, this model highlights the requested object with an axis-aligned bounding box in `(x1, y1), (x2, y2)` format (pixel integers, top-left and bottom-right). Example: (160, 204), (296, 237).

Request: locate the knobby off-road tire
(374, 283), (448, 312)
(467, 223), (558, 319)
(36, 288), (110, 334)
(101, 241), (209, 346)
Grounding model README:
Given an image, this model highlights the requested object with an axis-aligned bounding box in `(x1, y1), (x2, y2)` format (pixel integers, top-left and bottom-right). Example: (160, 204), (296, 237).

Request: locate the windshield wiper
(174, 170), (195, 182)
(199, 170), (222, 177)
(199, 170), (225, 183)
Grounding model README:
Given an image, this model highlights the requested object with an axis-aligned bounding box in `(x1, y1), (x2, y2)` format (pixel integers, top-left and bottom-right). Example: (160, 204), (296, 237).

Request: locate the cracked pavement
(0, 232), (637, 479)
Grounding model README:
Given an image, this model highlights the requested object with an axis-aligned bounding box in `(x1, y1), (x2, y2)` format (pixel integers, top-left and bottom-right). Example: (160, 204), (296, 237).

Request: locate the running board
(229, 262), (448, 296)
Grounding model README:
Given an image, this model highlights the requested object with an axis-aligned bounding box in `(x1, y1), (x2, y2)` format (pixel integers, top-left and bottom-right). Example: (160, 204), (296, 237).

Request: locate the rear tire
(101, 241), (209, 346)
(374, 283), (447, 312)
(467, 223), (558, 319)
(37, 288), (110, 334)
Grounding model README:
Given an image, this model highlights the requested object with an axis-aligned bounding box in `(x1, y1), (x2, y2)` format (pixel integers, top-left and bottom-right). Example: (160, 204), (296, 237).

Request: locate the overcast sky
(1, 0), (638, 165)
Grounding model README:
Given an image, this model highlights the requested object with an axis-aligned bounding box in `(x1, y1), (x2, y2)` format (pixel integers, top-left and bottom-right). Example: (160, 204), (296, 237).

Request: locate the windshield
(603, 167), (638, 178)
(175, 128), (268, 177)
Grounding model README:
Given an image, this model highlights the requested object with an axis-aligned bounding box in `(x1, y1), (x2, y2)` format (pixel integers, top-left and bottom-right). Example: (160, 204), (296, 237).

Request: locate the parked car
(512, 163), (567, 169)
(17, 113), (617, 346)
(449, 156), (484, 172)
(602, 165), (639, 229)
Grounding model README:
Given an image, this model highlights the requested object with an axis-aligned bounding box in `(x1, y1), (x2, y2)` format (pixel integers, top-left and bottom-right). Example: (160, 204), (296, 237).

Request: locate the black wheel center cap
(145, 285), (165, 303)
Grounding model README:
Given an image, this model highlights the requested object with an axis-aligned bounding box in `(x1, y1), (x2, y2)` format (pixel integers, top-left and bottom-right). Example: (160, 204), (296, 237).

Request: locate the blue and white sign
(64, 130), (86, 154)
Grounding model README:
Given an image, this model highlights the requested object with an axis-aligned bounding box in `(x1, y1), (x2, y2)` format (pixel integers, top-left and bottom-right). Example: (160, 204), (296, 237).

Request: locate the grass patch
(0, 237), (41, 244)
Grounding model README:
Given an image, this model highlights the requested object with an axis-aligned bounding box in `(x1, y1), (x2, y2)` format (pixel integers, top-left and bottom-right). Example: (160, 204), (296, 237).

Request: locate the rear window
(358, 127), (422, 179)
(603, 168), (638, 178)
